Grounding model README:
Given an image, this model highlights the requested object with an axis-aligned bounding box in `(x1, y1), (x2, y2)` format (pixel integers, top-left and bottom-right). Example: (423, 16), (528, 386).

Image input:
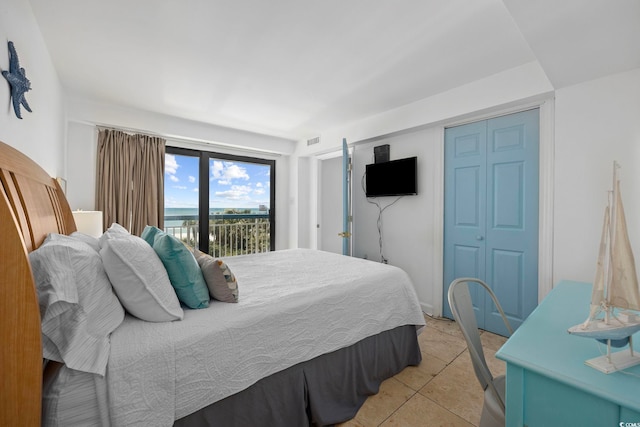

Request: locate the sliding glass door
(164, 147), (275, 256)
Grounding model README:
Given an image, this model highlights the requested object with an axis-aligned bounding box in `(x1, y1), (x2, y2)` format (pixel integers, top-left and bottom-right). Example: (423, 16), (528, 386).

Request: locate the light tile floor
(337, 315), (507, 427)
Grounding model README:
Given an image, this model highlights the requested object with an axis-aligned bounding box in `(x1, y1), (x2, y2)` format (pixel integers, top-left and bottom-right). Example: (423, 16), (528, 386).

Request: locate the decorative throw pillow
(100, 234), (184, 322)
(194, 249), (239, 303)
(29, 235), (125, 376)
(140, 224), (164, 247)
(143, 226), (210, 309)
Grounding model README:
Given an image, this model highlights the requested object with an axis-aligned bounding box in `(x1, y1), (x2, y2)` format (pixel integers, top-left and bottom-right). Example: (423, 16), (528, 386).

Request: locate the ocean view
(164, 207), (268, 228)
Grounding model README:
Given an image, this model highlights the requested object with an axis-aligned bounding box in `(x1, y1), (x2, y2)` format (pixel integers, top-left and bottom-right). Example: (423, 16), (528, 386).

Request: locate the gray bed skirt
(174, 324), (422, 427)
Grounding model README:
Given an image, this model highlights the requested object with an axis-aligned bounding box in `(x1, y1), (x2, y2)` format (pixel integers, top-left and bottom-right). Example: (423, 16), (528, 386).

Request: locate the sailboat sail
(608, 180), (640, 310)
(588, 206), (609, 320)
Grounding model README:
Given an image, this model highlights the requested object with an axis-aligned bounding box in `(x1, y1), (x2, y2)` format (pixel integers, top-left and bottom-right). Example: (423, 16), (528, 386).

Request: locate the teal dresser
(496, 280), (640, 426)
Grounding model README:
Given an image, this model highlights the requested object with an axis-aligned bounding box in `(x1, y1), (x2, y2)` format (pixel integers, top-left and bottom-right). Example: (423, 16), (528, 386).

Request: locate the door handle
(476, 235), (484, 241)
(338, 231), (351, 238)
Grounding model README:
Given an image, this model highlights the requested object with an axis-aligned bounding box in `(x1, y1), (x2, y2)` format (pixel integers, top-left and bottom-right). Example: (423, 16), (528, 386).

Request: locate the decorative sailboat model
(568, 161), (640, 374)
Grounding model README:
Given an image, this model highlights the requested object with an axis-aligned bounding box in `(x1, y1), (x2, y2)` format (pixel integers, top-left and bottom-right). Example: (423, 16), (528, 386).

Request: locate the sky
(164, 153), (271, 210)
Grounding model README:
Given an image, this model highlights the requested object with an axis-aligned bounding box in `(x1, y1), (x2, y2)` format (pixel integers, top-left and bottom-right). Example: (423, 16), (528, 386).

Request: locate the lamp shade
(72, 210), (103, 237)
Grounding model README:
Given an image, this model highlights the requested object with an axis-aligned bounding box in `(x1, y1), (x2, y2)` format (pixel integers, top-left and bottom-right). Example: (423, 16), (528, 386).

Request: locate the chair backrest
(447, 278), (513, 409)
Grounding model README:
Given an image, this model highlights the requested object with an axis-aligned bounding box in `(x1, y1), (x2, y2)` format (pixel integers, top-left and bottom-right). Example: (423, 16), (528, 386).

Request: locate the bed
(0, 139), (426, 426)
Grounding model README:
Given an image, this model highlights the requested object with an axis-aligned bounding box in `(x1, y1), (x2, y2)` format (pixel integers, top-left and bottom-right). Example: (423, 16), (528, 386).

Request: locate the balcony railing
(164, 214), (271, 258)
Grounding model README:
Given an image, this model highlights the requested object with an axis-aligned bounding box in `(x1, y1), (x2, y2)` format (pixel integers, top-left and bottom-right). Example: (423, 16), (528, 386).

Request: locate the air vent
(307, 136), (320, 146)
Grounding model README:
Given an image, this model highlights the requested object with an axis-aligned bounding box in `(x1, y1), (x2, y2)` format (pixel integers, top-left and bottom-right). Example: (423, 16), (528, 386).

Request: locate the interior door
(341, 138), (352, 256)
(443, 109), (539, 335)
(442, 121), (487, 324)
(319, 156), (343, 254)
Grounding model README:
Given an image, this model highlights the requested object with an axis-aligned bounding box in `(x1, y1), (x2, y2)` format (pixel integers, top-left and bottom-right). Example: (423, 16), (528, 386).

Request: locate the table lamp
(72, 210), (103, 237)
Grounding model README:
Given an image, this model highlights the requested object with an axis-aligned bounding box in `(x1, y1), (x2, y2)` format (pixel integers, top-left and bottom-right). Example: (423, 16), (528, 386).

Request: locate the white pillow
(29, 235), (125, 376)
(48, 231), (100, 251)
(69, 231), (101, 252)
(98, 222), (130, 248)
(100, 234), (184, 322)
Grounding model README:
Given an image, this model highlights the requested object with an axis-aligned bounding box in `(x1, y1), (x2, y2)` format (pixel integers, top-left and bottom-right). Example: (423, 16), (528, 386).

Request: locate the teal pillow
(141, 225), (164, 247)
(147, 227), (209, 309)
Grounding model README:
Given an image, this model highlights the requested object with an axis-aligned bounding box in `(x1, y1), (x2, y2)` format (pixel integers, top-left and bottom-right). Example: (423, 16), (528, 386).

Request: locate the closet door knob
(476, 235), (484, 241)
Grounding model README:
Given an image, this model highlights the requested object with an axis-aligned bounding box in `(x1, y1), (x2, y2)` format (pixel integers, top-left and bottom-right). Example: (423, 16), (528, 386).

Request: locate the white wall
(65, 97), (296, 249)
(351, 128), (441, 312)
(294, 156), (312, 249)
(66, 121), (97, 209)
(0, 0), (65, 177)
(554, 67), (640, 284)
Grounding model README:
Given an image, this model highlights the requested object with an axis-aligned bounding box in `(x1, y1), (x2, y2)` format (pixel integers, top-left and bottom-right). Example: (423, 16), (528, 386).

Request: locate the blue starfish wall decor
(2, 41), (32, 119)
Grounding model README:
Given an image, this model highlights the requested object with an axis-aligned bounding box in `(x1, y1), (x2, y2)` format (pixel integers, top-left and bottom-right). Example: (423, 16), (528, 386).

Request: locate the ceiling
(28, 0), (640, 141)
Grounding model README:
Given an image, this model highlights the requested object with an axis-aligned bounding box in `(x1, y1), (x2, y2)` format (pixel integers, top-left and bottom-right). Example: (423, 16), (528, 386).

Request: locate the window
(164, 147), (275, 256)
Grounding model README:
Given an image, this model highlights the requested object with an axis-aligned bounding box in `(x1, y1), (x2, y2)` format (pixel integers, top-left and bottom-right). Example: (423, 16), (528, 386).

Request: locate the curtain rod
(92, 123), (283, 158)
(96, 124), (163, 139)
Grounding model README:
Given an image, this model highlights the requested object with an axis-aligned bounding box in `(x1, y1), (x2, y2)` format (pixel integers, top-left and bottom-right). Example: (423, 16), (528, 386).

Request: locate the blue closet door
(443, 121), (487, 324)
(444, 109), (539, 335)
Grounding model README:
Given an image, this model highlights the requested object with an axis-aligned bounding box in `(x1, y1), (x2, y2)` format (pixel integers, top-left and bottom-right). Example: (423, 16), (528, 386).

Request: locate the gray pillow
(194, 249), (239, 303)
(29, 234), (125, 376)
(100, 234), (184, 322)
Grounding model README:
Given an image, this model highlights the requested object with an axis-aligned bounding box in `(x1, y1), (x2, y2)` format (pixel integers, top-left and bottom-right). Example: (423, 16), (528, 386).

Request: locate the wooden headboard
(0, 140), (76, 426)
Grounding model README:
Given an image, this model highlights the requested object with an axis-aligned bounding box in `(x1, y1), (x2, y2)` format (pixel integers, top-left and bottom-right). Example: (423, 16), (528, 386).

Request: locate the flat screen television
(365, 156), (417, 197)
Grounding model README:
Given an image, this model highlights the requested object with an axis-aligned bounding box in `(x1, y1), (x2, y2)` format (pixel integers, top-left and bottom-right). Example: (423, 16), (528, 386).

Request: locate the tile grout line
(422, 319), (483, 426)
(442, 350), (480, 426)
(423, 394), (479, 427)
(375, 383), (420, 426)
(379, 346), (473, 426)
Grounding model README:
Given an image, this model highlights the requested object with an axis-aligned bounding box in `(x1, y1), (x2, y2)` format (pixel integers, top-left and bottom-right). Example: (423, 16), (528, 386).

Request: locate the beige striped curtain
(95, 129), (165, 236)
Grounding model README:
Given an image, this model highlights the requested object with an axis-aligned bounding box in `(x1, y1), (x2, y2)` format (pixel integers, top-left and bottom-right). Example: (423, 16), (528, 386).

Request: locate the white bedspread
(107, 249), (425, 426)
